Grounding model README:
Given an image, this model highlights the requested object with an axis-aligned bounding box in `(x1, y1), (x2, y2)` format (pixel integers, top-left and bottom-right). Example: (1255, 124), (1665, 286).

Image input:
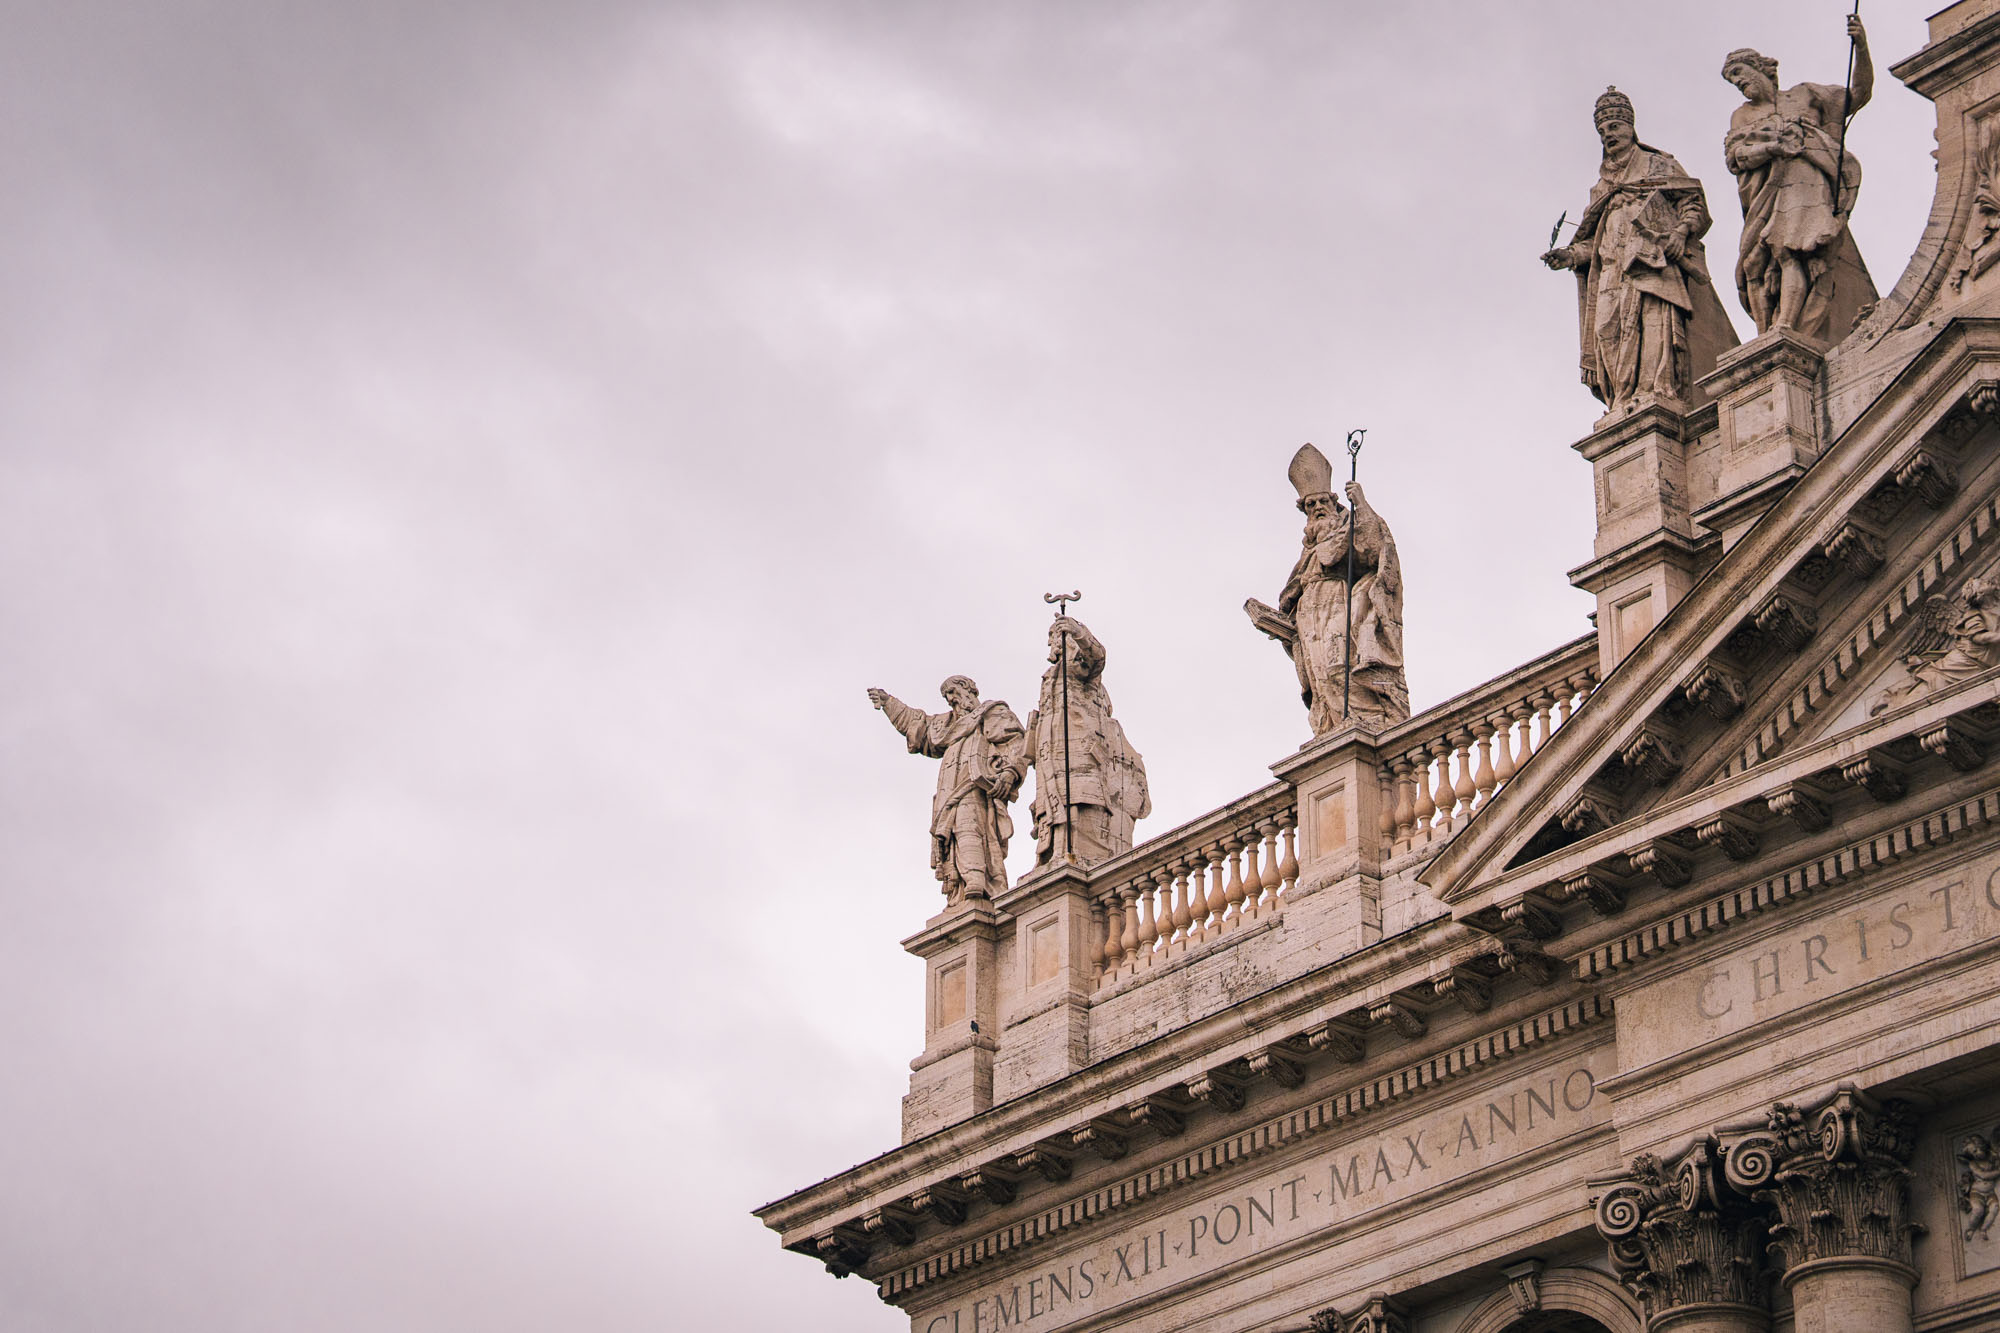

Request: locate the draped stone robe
(1025, 620), (1150, 867)
(1567, 145), (1738, 409)
(1277, 496), (1409, 735)
(880, 696), (1026, 903)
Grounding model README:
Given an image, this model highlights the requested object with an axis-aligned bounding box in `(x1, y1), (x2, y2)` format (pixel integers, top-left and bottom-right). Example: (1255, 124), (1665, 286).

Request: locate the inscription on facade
(911, 1045), (1614, 1333)
(1625, 857), (2000, 1070)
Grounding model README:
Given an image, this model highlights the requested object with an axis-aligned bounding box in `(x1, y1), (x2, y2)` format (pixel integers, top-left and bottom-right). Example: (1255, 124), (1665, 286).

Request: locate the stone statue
(1542, 87), (1738, 411)
(1245, 445), (1409, 736)
(868, 676), (1028, 905)
(1025, 617), (1150, 867)
(1721, 17), (1880, 339)
(1960, 1129), (2000, 1241)
(1868, 572), (2000, 716)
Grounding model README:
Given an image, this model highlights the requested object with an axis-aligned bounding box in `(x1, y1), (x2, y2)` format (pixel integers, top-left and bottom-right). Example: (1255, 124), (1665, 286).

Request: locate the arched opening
(1499, 1317), (1614, 1333)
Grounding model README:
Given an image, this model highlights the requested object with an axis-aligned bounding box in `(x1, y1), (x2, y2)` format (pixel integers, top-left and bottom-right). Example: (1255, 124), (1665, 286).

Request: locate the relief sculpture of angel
(1961, 1128), (2000, 1241)
(1868, 573), (2000, 717)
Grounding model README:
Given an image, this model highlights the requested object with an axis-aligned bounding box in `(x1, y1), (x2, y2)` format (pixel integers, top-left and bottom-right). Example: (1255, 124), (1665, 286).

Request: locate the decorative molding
(1720, 1088), (1921, 1274)
(1580, 786), (2000, 979)
(1627, 839), (1693, 889)
(875, 997), (1612, 1301)
(1713, 492), (2000, 783)
(1683, 660), (1749, 722)
(1558, 865), (1632, 917)
(1765, 783), (1831, 833)
(1595, 1141), (1767, 1316)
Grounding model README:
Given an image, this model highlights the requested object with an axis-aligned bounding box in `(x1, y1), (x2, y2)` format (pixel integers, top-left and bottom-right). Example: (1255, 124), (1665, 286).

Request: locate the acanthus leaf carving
(1737, 1089), (1922, 1274)
(1682, 659), (1749, 722)
(1920, 719), (1988, 772)
(1895, 447), (1959, 508)
(1558, 864), (1632, 916)
(1595, 1143), (1766, 1316)
(1753, 592), (1818, 654)
(1369, 997), (1428, 1039)
(1620, 722), (1686, 788)
(1766, 783), (1832, 832)
(1694, 810), (1761, 862)
(1501, 890), (1565, 940)
(1247, 1045), (1307, 1089)
(1627, 839), (1694, 889)
(1822, 520), (1887, 578)
(1840, 751), (1908, 803)
(1432, 966), (1493, 1014)
(1186, 1069), (1247, 1113)
(1305, 1018), (1368, 1064)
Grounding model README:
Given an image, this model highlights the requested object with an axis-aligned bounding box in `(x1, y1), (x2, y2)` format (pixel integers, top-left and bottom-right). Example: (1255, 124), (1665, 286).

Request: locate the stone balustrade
(1079, 786), (1298, 987)
(1373, 635), (1599, 858)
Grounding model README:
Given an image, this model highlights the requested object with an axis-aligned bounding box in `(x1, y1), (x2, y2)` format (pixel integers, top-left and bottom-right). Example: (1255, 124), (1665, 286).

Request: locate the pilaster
(1270, 727), (1385, 956)
(900, 901), (1004, 1142)
(1692, 331), (1828, 552)
(1567, 401), (1710, 675)
(990, 864), (1099, 1102)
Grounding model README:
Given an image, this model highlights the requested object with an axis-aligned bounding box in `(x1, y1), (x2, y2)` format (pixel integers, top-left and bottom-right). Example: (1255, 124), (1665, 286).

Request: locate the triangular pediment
(1425, 319), (2000, 913)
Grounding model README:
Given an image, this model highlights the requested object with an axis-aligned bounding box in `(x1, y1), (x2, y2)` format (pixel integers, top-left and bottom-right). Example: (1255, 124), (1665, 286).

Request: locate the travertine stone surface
(869, 677), (1028, 904)
(766, 11), (2000, 1333)
(1721, 20), (1880, 341)
(1025, 618), (1150, 868)
(1247, 446), (1410, 736)
(1544, 87), (1738, 413)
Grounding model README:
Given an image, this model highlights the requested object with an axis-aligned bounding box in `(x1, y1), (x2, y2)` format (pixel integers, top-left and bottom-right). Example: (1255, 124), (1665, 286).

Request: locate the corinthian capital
(1719, 1087), (1921, 1273)
(1595, 1142), (1767, 1317)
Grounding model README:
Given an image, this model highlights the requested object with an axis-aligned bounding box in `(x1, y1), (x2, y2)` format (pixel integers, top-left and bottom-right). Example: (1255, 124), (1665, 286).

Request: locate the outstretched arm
(868, 688), (935, 753)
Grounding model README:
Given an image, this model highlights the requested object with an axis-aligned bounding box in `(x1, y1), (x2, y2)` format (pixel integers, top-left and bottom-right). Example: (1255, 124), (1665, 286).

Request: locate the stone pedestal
(991, 865), (1099, 1102)
(901, 902), (1004, 1141)
(1692, 330), (1827, 552)
(1568, 402), (1708, 674)
(1270, 728), (1385, 955)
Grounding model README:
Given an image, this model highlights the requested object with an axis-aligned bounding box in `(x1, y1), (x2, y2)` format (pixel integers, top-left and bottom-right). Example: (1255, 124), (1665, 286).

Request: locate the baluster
(1224, 835), (1248, 925)
(1490, 711), (1516, 787)
(1571, 670), (1597, 716)
(1376, 768), (1396, 845)
(1427, 739), (1453, 835)
(1241, 825), (1266, 919)
(1112, 888), (1128, 980)
(1139, 868), (1166, 963)
(1172, 857), (1196, 950)
(1552, 689), (1571, 730)
(1529, 690), (1553, 752)
(1450, 728), (1477, 819)
(1204, 843), (1227, 941)
(1259, 819), (1283, 909)
(1410, 747), (1437, 839)
(1128, 880), (1144, 964)
(1508, 702), (1533, 775)
(1278, 816), (1299, 896)
(1391, 756), (1417, 848)
(1470, 720), (1496, 808)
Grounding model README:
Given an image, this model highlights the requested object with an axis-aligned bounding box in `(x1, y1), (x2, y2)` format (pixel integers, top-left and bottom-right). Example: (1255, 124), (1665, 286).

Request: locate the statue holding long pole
(1246, 441), (1410, 737)
(1025, 600), (1151, 868)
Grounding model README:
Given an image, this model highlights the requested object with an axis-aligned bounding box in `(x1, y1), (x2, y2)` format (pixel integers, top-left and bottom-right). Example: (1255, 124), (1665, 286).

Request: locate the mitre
(1287, 443), (1335, 503)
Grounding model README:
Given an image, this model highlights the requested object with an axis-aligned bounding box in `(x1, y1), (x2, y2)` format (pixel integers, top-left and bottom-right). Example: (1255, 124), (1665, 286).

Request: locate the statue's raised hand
(867, 687), (889, 710)
(1345, 480), (1366, 507)
(1541, 246), (1577, 271)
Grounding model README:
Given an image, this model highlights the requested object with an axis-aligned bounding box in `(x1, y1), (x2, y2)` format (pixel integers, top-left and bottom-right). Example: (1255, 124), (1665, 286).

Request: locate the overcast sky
(0, 2), (1946, 1329)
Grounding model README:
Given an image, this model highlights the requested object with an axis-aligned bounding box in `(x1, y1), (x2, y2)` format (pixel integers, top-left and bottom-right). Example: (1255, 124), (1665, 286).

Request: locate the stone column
(1720, 1089), (1921, 1333)
(1595, 1141), (1771, 1333)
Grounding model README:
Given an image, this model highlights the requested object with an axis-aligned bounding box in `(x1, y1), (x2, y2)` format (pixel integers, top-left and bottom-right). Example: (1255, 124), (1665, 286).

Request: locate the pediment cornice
(1423, 319), (2000, 908)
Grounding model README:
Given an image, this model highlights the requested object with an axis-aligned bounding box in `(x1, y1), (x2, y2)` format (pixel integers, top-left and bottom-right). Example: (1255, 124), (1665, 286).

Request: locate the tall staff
(1834, 0), (1862, 218)
(1340, 430), (1366, 721)
(1048, 588), (1080, 856)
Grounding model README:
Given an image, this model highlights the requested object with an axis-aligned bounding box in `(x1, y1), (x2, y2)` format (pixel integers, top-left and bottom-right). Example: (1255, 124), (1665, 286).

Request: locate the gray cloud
(0, 2), (1940, 1329)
